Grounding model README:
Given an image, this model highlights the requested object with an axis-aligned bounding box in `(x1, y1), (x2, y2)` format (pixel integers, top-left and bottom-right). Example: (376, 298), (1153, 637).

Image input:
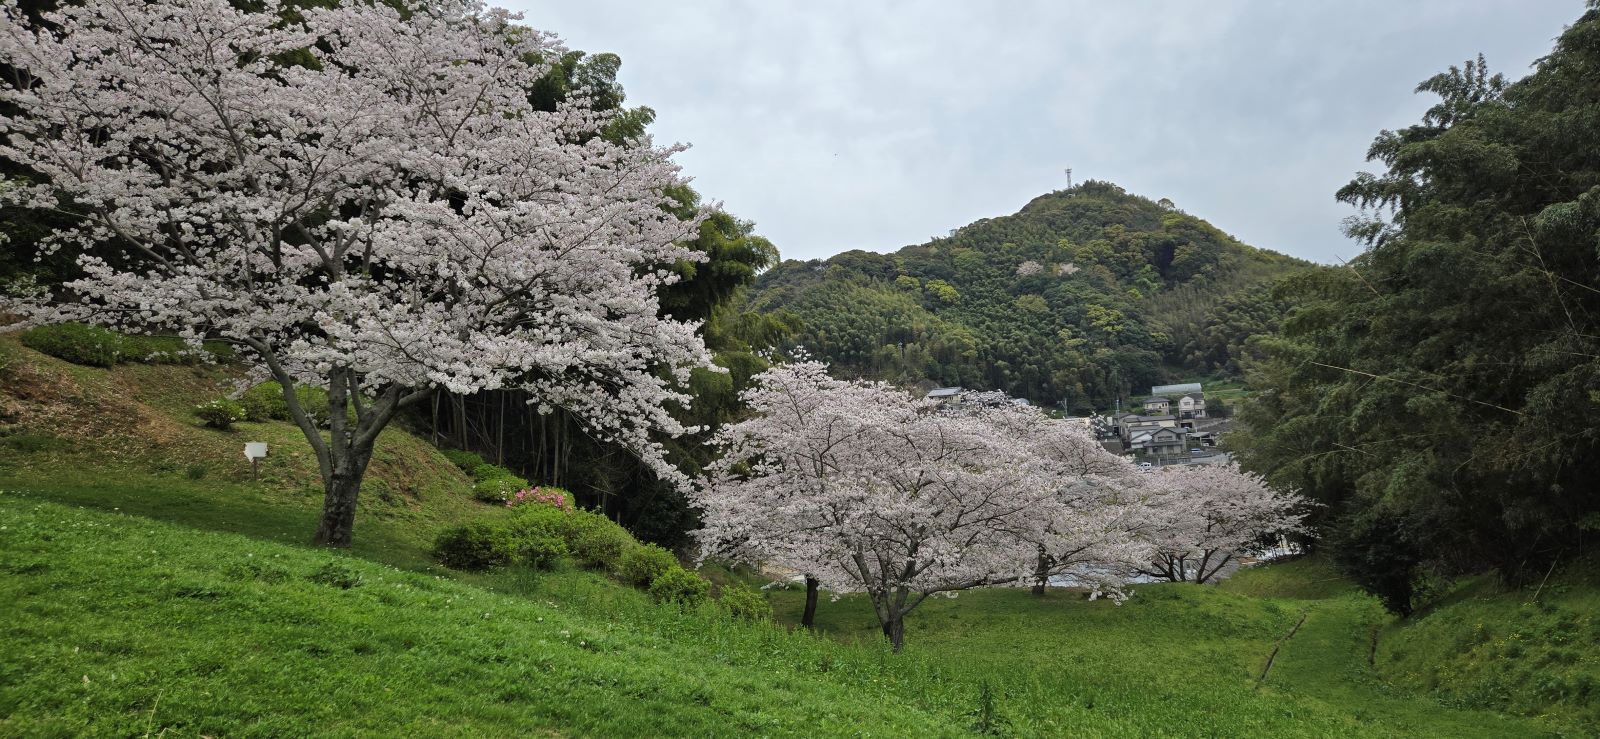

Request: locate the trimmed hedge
(507, 505), (569, 569)
(21, 323), (123, 366)
(472, 474), (529, 505)
(20, 323), (235, 367)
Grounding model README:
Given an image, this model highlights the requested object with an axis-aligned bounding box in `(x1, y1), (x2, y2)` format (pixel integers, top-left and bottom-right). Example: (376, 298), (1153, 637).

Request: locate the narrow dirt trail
(1255, 609), (1310, 687)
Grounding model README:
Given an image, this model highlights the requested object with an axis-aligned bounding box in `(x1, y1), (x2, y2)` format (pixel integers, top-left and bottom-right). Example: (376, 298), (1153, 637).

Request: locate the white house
(1129, 426), (1185, 456)
(1176, 392), (1206, 419)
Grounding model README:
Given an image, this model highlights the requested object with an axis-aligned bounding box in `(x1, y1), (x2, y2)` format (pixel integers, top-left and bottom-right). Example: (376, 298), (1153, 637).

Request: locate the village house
(1150, 382), (1206, 419)
(1143, 396), (1170, 413)
(1176, 392), (1206, 419)
(1128, 426), (1186, 456)
(1119, 414), (1179, 442)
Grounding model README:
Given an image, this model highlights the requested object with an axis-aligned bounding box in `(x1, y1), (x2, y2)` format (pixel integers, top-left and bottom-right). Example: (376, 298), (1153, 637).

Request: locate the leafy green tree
(1235, 6), (1600, 607)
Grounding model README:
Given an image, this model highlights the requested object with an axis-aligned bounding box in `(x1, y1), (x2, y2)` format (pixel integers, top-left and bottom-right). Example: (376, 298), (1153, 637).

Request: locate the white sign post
(244, 442), (268, 481)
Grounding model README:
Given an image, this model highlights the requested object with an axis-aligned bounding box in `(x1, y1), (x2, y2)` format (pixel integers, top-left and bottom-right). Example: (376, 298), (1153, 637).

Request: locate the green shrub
(20, 323), (122, 366)
(648, 566), (709, 607)
(468, 462), (510, 482)
(237, 382), (334, 425)
(563, 510), (634, 570)
(718, 583), (773, 621)
(517, 530), (568, 569)
(239, 382), (289, 422)
(617, 543), (677, 587)
(508, 503), (567, 535)
(120, 334), (197, 365)
(472, 474), (529, 504)
(194, 399), (246, 430)
(201, 340), (236, 361)
(507, 505), (570, 568)
(465, 462), (529, 503)
(440, 449), (486, 473)
(432, 521), (514, 571)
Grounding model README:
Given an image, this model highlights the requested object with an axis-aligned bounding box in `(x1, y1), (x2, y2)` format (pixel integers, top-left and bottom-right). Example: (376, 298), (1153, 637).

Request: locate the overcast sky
(507, 1), (1582, 265)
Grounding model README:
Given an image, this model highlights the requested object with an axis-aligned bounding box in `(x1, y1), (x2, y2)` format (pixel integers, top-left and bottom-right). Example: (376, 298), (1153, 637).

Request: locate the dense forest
(1233, 5), (1600, 614)
(744, 184), (1312, 410)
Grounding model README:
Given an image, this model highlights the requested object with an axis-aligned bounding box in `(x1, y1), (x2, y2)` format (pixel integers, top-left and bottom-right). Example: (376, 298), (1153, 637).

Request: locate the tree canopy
(1233, 5), (1600, 611)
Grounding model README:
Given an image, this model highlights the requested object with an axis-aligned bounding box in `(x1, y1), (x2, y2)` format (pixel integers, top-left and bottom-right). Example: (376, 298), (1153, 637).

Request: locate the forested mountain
(745, 182), (1313, 410)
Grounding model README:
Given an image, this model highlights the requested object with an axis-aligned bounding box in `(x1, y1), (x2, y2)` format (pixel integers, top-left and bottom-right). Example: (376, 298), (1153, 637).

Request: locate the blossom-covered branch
(0, 0), (715, 545)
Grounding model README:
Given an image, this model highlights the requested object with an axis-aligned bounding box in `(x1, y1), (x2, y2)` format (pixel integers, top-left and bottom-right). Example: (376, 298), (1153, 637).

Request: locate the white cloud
(507, 0), (1584, 264)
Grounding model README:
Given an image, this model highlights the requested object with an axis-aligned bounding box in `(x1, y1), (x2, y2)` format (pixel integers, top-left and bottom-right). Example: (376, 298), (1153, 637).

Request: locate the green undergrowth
(1377, 558), (1600, 731)
(1, 494), (1562, 738)
(762, 574), (1550, 737)
(1, 331), (1590, 736)
(0, 495), (957, 737)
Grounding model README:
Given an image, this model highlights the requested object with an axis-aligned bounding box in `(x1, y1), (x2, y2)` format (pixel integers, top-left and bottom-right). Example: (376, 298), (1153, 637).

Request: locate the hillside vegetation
(2, 336), (1592, 737)
(746, 182), (1312, 409)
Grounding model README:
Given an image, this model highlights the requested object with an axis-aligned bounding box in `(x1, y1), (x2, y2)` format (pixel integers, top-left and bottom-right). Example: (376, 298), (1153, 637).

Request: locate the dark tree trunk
(802, 576), (820, 627)
(1031, 549), (1052, 596)
(884, 615), (905, 653)
(312, 444), (374, 548)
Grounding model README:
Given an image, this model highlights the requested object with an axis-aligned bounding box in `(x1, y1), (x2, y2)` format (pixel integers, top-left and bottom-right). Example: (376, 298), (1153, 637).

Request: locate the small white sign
(244, 442), (269, 460)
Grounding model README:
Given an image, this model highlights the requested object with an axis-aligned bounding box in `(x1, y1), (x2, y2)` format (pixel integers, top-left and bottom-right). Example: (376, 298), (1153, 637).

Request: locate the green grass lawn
(2, 493), (1566, 738)
(1, 336), (1592, 737)
(0, 494), (961, 737)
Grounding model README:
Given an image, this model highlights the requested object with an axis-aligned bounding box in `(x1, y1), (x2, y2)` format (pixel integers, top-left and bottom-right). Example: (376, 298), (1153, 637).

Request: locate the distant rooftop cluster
(922, 387), (1030, 409)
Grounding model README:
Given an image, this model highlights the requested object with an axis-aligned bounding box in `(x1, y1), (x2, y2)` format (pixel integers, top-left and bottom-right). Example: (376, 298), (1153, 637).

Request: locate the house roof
(1144, 396), (1170, 403)
(1151, 382), (1203, 396)
(925, 387), (963, 399)
(1129, 414), (1176, 423)
(1183, 392), (1204, 401)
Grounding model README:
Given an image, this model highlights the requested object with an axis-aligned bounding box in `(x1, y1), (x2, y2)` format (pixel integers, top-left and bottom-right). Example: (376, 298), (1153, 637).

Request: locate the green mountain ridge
(747, 181), (1314, 409)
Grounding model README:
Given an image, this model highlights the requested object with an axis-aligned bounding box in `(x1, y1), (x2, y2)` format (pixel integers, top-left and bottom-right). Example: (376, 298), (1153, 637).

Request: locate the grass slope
(1, 334), (1589, 736)
(1377, 562), (1600, 730)
(0, 495), (957, 737)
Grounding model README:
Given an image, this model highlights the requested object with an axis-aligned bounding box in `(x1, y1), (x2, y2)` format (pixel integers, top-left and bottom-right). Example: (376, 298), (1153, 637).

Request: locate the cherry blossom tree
(695, 362), (1141, 651)
(0, 0), (714, 546)
(993, 414), (1153, 596)
(1136, 463), (1308, 584)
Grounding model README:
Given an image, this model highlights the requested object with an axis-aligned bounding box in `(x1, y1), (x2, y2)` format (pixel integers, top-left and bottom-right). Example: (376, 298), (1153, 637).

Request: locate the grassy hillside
(0, 333), (484, 565)
(746, 181), (1314, 409)
(1, 332), (1592, 737)
(0, 496), (959, 737)
(1376, 561), (1600, 730)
